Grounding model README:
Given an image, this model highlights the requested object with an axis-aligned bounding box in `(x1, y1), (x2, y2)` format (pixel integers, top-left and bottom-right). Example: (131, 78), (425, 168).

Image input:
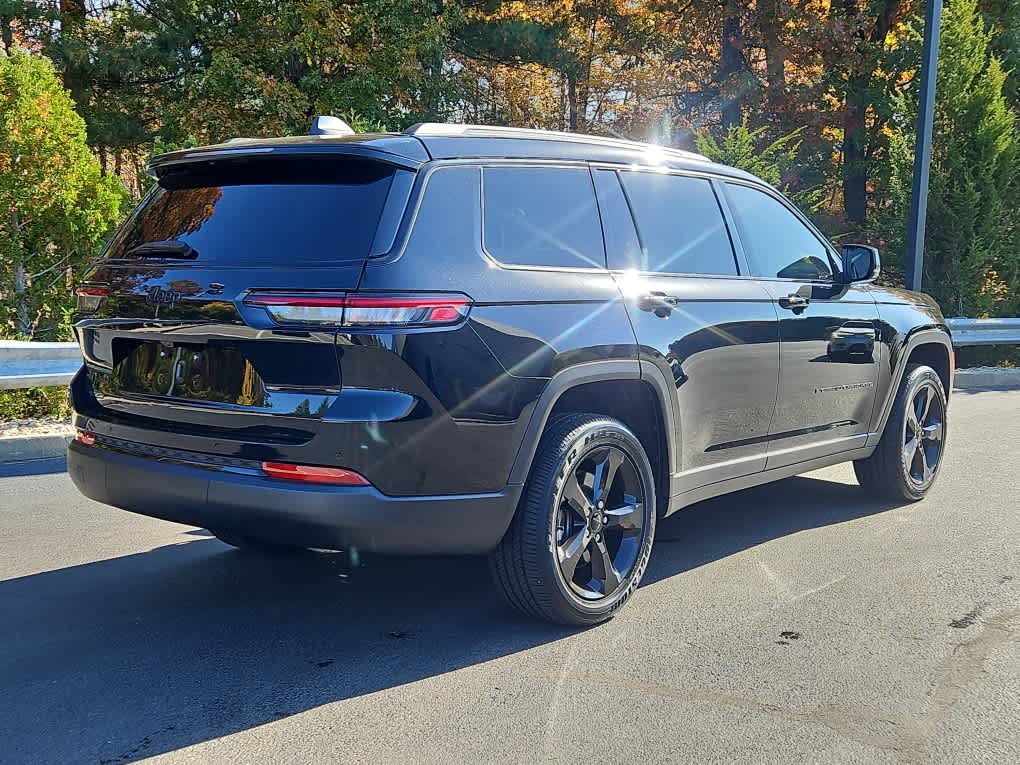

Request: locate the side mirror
(841, 244), (880, 283)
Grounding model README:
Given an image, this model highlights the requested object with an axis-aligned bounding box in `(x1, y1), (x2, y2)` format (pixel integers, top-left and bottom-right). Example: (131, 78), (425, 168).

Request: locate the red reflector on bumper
(261, 461), (370, 486)
(75, 429), (96, 446)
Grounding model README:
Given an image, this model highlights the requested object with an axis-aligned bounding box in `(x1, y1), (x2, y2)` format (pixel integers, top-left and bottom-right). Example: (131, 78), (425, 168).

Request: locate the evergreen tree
(695, 121), (825, 215)
(883, 0), (1018, 315)
(0, 51), (126, 339)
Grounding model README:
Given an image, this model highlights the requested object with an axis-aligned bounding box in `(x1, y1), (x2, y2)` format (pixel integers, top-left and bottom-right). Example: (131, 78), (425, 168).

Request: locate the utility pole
(905, 0), (943, 291)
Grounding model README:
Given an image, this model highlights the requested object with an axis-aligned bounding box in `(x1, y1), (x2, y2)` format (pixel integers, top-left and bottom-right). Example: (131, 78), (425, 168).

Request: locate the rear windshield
(104, 158), (394, 266)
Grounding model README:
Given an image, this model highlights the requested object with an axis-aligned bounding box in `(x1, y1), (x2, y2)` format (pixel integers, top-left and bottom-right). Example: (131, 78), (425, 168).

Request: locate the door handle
(638, 291), (676, 316)
(778, 293), (810, 311)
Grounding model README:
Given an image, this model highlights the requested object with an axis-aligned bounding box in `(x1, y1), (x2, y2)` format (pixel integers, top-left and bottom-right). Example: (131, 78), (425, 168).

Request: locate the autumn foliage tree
(0, 0), (1018, 320)
(0, 50), (125, 339)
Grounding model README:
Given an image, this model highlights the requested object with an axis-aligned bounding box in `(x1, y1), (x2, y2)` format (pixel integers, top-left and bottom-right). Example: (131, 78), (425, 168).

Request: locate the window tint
(617, 172), (736, 275)
(482, 167), (605, 269)
(592, 169), (643, 271)
(724, 183), (833, 280)
(105, 158), (394, 266)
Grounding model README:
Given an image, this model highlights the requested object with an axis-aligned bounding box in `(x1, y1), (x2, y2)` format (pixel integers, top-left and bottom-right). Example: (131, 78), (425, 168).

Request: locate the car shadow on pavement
(644, 474), (902, 585)
(1, 473), (901, 765)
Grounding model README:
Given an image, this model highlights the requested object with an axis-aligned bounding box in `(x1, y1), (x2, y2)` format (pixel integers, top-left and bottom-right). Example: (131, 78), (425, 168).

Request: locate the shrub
(0, 387), (70, 423)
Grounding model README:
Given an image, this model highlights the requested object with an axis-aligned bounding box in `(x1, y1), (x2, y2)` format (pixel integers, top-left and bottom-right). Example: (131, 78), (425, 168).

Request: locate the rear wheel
(854, 363), (947, 502)
(490, 413), (657, 626)
(209, 529), (304, 554)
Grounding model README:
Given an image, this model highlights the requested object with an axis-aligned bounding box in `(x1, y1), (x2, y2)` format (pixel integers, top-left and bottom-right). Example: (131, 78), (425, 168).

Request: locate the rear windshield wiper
(125, 240), (199, 259)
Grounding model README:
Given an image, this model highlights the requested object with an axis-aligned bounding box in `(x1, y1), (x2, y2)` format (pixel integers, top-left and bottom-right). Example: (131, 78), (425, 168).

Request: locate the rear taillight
(76, 285), (108, 313)
(261, 461), (370, 486)
(243, 293), (346, 325)
(243, 292), (471, 328)
(341, 295), (471, 327)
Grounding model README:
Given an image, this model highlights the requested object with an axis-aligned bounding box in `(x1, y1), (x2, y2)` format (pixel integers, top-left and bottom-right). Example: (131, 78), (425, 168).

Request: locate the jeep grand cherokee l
(68, 120), (953, 625)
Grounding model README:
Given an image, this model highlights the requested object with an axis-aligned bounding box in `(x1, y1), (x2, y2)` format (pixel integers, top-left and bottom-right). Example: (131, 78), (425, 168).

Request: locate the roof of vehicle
(147, 122), (761, 184)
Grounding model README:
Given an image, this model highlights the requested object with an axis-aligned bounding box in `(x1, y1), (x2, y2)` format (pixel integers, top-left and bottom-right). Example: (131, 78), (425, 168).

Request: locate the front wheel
(854, 363), (948, 502)
(489, 413), (657, 626)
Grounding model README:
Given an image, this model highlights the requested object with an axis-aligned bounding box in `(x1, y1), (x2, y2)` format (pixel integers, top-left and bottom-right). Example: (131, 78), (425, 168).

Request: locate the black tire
(854, 363), (948, 502)
(489, 413), (657, 626)
(209, 529), (304, 554)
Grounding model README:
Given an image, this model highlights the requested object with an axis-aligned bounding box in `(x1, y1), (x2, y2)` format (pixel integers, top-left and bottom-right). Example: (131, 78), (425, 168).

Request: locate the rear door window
(482, 166), (605, 269)
(104, 158), (394, 266)
(616, 171), (737, 276)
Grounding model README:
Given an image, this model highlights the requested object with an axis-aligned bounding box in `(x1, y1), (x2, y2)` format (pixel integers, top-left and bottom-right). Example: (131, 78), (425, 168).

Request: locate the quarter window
(617, 171), (737, 275)
(482, 167), (605, 269)
(724, 183), (833, 280)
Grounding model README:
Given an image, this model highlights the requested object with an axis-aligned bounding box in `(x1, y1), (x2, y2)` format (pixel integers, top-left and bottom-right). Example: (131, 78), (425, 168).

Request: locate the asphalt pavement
(1, 389), (1018, 764)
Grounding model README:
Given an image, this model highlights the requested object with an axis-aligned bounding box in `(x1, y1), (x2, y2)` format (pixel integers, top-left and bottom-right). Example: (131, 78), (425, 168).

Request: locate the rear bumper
(67, 441), (521, 554)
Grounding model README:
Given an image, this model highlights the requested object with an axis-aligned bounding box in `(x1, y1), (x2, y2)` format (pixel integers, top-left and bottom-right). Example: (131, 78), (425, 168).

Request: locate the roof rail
(404, 123), (711, 163)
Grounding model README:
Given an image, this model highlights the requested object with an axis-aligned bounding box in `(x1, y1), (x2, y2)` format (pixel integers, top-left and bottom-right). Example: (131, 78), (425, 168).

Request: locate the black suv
(69, 120), (953, 625)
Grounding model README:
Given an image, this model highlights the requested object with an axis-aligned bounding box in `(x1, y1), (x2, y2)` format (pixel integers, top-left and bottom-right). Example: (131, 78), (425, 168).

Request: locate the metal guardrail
(0, 317), (1016, 391)
(944, 318), (1020, 347)
(0, 341), (82, 390)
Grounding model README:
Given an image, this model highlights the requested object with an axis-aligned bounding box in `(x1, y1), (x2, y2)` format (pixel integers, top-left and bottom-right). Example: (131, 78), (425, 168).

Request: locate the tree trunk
(132, 155), (145, 199)
(425, 0), (446, 117)
(14, 261), (30, 339)
(1, 13), (14, 54)
(567, 75), (579, 132)
(559, 73), (568, 131)
(759, 0), (787, 115)
(837, 0), (904, 226)
(9, 210), (31, 338)
(13, 276), (29, 339)
(719, 5), (744, 130)
(576, 73), (591, 133)
(59, 1), (89, 111)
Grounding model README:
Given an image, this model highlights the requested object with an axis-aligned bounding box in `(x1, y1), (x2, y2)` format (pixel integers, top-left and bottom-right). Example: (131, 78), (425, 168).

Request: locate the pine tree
(884, 0), (1019, 316)
(695, 121), (825, 214)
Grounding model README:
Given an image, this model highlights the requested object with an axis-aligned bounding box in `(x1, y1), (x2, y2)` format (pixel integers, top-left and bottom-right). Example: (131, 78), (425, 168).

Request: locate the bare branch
(29, 253), (73, 280)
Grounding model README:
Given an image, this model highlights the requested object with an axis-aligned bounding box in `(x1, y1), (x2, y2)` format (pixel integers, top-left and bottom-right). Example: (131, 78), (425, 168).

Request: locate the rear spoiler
(147, 135), (429, 179)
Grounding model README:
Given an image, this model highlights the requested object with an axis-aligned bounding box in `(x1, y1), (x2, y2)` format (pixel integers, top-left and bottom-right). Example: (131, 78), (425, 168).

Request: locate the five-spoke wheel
(555, 446), (645, 600)
(490, 413), (656, 625)
(855, 363), (948, 501)
(902, 380), (945, 488)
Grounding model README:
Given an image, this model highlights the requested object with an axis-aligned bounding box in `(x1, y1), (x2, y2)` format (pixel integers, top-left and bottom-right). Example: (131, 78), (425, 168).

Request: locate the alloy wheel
(902, 381), (945, 488)
(553, 445), (646, 600)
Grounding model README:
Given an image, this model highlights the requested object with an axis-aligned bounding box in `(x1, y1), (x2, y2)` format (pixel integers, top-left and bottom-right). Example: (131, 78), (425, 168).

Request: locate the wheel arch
(905, 341), (952, 396)
(870, 327), (953, 444)
(507, 360), (677, 515)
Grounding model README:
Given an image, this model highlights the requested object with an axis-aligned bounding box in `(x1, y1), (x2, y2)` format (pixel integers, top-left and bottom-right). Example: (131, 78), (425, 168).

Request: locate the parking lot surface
(1, 390), (1018, 764)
